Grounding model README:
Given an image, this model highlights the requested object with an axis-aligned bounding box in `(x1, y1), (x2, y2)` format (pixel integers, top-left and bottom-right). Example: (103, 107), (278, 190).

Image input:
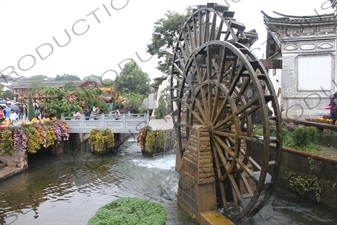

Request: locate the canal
(1, 138), (337, 225)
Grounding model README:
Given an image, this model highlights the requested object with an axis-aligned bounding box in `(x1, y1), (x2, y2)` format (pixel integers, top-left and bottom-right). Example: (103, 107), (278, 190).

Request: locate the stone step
(200, 211), (235, 225)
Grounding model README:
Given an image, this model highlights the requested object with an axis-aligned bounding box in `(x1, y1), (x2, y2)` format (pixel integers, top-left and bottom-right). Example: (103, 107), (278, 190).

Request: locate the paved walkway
(148, 116), (174, 130)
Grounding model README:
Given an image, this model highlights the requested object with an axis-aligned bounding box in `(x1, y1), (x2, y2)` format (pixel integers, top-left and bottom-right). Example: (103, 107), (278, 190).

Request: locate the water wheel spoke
(215, 19), (224, 40)
(179, 41), (189, 62)
(214, 99), (259, 130)
(212, 94), (230, 124)
(210, 138), (229, 209)
(211, 48), (226, 121)
(203, 10), (210, 43)
(228, 173), (243, 205)
(213, 130), (260, 143)
(189, 20), (197, 51)
(239, 171), (254, 198)
(194, 56), (211, 118)
(207, 48), (214, 120)
(214, 135), (254, 179)
(194, 97), (208, 122)
(209, 12), (217, 41)
(198, 11), (202, 47)
(180, 99), (205, 125)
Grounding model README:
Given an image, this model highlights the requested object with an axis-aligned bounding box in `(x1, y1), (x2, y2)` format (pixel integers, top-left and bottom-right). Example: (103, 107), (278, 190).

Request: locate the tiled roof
(13, 79), (98, 89)
(262, 11), (337, 27)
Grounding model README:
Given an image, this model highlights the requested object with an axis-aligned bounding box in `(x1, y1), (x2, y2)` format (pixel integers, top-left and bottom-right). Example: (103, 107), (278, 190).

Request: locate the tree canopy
(147, 9), (191, 75)
(55, 73), (81, 81)
(40, 86), (108, 118)
(83, 75), (101, 83)
(29, 78), (43, 94)
(114, 61), (150, 96)
(2, 90), (15, 100)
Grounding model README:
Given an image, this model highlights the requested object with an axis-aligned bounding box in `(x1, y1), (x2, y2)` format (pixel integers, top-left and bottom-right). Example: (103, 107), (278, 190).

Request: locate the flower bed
(0, 118), (70, 155)
(305, 115), (333, 124)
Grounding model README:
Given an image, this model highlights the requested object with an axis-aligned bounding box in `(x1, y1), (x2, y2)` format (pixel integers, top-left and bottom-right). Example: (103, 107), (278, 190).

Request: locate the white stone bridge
(61, 113), (150, 134)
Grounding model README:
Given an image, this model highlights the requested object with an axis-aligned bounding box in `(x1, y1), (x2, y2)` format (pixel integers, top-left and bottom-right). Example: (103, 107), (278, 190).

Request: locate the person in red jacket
(330, 92), (337, 125)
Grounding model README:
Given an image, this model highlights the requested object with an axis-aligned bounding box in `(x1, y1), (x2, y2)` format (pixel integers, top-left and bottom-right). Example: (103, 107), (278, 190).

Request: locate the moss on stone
(87, 197), (166, 225)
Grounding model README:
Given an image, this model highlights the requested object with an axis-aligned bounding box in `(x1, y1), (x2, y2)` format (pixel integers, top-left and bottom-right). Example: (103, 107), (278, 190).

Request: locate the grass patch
(253, 127), (324, 154)
(87, 197), (166, 225)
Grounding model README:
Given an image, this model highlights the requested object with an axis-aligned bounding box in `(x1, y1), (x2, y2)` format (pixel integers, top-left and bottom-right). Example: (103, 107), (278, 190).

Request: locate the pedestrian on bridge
(115, 109), (120, 120)
(84, 108), (91, 120)
(74, 111), (81, 120)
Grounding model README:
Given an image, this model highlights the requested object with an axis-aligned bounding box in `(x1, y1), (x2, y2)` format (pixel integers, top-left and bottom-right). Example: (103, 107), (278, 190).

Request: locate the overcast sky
(0, 0), (334, 82)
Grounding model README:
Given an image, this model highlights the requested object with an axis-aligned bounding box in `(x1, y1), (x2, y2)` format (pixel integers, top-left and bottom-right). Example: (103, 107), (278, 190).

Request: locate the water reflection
(0, 139), (337, 225)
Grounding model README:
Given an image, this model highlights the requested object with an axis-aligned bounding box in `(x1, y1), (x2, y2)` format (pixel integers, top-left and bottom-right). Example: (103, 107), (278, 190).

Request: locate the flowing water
(0, 138), (337, 225)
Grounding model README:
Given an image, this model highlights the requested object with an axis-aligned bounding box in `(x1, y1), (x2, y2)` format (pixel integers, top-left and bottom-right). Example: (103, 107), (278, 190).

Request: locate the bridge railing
(61, 112), (150, 134)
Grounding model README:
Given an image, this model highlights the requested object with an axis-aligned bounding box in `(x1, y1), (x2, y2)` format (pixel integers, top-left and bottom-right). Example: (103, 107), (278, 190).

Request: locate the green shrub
(154, 95), (167, 119)
(28, 93), (35, 121)
(87, 197), (166, 225)
(292, 127), (318, 148)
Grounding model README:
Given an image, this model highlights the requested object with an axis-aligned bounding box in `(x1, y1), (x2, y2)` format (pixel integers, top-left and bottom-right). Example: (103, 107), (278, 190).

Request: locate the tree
(64, 81), (80, 91)
(122, 92), (145, 113)
(29, 78), (43, 94)
(28, 93), (35, 120)
(0, 84), (4, 97)
(40, 87), (82, 118)
(114, 62), (150, 96)
(154, 94), (167, 119)
(55, 73), (81, 81)
(83, 75), (102, 83)
(40, 86), (109, 118)
(147, 9), (191, 75)
(152, 76), (167, 87)
(2, 90), (15, 100)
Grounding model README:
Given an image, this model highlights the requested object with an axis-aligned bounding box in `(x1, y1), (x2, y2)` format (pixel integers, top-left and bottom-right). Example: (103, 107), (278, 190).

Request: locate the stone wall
(163, 129), (175, 152)
(0, 150), (28, 169)
(0, 150), (28, 182)
(276, 148), (337, 210)
(251, 143), (337, 210)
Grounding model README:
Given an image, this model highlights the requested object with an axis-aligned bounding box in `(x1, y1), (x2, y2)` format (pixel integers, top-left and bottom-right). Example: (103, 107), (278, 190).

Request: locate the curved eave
(262, 10), (337, 24)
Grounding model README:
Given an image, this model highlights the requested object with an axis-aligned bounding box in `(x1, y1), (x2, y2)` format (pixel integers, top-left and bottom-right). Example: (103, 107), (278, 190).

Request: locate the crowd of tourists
(0, 100), (47, 124)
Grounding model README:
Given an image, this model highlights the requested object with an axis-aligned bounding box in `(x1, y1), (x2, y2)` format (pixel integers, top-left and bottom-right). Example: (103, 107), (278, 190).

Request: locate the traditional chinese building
(262, 2), (337, 119)
(12, 76), (99, 101)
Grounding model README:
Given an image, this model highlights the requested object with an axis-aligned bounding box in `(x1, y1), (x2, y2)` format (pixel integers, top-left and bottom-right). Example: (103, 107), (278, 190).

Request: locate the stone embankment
(0, 150), (28, 182)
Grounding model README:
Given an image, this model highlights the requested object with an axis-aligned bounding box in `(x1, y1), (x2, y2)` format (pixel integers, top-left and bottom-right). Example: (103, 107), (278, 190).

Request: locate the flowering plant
(51, 121), (70, 143)
(0, 130), (13, 154)
(0, 120), (70, 155)
(33, 123), (47, 147)
(42, 123), (57, 148)
(104, 128), (115, 149)
(88, 128), (115, 153)
(144, 129), (165, 154)
(13, 128), (27, 152)
(21, 125), (41, 153)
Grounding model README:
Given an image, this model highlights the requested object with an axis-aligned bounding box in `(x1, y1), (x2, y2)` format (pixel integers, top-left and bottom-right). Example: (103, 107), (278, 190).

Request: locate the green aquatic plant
(87, 197), (166, 225)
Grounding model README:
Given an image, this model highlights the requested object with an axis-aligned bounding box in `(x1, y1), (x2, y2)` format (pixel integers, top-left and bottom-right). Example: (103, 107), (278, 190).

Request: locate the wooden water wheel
(170, 3), (282, 223)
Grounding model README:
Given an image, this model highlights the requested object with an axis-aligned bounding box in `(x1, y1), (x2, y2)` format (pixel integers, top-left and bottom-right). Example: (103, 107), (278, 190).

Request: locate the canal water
(1, 138), (337, 225)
